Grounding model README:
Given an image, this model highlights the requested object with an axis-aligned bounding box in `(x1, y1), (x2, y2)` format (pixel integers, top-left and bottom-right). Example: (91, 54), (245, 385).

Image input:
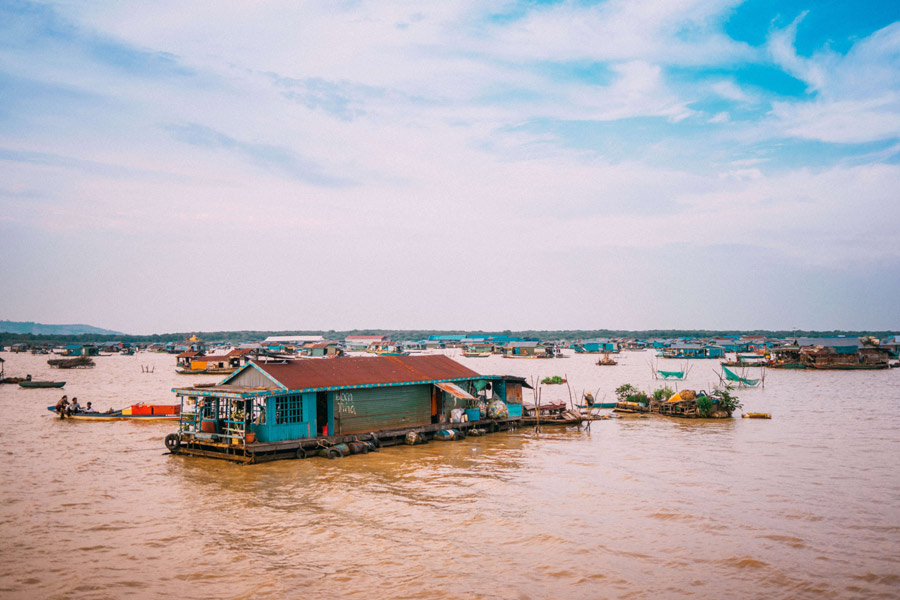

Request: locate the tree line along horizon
(2, 328), (898, 347)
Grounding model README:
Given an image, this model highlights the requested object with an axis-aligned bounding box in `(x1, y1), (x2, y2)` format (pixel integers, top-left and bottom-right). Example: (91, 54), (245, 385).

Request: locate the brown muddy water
(1, 350), (898, 599)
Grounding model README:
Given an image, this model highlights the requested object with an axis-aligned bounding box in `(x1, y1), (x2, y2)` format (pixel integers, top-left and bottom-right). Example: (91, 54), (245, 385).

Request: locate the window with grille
(275, 394), (302, 425)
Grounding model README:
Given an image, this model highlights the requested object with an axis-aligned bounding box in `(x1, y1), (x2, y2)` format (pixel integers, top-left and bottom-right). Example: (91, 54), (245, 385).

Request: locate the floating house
(462, 343), (495, 357)
(344, 335), (390, 351)
(166, 355), (528, 463)
(573, 339), (619, 353)
(301, 341), (341, 357)
(881, 336), (900, 359)
(501, 341), (547, 358)
(770, 337), (892, 369)
(177, 349), (249, 374)
(663, 343), (725, 359)
(61, 343), (99, 357)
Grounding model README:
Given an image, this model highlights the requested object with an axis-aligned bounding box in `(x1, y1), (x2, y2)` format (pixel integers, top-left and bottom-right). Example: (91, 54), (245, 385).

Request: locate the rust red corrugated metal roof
(227, 348), (253, 357)
(252, 355), (481, 390)
(177, 351), (199, 358)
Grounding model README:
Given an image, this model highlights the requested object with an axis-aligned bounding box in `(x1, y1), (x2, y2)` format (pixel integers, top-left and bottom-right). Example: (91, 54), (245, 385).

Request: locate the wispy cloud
(164, 123), (354, 187)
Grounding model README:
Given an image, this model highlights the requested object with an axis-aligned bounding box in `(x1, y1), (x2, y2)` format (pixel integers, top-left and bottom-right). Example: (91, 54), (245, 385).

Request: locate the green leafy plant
(615, 383), (638, 402)
(696, 395), (714, 417)
(615, 383), (650, 404)
(652, 385), (674, 403)
(542, 375), (566, 385)
(710, 384), (742, 416)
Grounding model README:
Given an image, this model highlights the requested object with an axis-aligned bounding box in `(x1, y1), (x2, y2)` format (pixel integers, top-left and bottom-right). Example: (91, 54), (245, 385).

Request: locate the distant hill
(0, 321), (123, 336)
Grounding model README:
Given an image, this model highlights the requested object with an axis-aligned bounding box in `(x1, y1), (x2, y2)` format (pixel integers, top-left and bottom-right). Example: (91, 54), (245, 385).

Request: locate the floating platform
(166, 418), (520, 464)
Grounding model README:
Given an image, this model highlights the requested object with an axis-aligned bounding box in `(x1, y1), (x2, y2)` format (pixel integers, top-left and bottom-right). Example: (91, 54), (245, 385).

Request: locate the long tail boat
(19, 380), (66, 388)
(48, 403), (181, 421)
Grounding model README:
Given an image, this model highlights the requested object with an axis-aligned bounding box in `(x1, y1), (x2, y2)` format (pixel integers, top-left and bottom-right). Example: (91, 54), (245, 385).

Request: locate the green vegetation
(615, 383), (650, 404)
(541, 375), (566, 385)
(696, 395), (714, 417)
(652, 385), (675, 403)
(3, 324), (898, 347)
(710, 384), (743, 416)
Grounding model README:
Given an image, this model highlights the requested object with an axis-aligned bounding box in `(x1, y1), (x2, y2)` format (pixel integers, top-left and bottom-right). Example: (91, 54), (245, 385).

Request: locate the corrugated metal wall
(334, 384), (431, 435)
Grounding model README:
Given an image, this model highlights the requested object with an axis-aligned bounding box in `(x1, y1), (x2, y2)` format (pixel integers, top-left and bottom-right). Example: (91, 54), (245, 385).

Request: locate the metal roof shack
(168, 355), (526, 463)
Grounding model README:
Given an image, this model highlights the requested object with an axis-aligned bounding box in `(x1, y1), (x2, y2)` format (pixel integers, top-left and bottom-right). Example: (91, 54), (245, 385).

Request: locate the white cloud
(711, 79), (756, 104)
(771, 95), (900, 144)
(767, 11), (833, 93)
(765, 18), (900, 144)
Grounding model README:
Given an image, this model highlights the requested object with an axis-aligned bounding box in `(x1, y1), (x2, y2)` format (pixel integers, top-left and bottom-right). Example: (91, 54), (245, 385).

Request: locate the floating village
(2, 333), (898, 464)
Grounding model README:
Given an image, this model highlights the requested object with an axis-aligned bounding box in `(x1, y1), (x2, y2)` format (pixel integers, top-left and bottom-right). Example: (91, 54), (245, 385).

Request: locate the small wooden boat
(576, 402), (617, 410)
(48, 356), (95, 369)
(19, 380), (66, 388)
(48, 403), (181, 421)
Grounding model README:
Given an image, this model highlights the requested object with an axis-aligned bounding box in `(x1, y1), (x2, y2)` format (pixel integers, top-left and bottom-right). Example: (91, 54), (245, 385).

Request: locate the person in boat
(83, 401), (98, 414)
(55, 395), (69, 419)
(70, 397), (82, 414)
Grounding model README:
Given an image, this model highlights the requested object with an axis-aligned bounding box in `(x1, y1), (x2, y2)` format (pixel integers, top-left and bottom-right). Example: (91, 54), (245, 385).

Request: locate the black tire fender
(165, 433), (181, 452)
(296, 447), (308, 459)
(326, 447), (344, 459)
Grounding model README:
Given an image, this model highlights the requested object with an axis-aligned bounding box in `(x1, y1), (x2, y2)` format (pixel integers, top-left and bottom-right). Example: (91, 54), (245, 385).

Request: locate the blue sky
(1, 0), (899, 333)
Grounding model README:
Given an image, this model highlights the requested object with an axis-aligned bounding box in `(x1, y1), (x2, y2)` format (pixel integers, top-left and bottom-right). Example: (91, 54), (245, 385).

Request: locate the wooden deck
(169, 418), (520, 464)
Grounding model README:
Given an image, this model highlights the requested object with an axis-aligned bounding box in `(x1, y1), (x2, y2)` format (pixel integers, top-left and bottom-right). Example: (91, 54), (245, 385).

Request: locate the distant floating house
(263, 335), (324, 344)
(344, 335), (390, 351)
(770, 337), (892, 369)
(880, 336), (900, 359)
(663, 343), (724, 359)
(61, 343), (99, 357)
(301, 341), (341, 358)
(166, 355), (528, 463)
(573, 338), (618, 353)
(501, 341), (547, 358)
